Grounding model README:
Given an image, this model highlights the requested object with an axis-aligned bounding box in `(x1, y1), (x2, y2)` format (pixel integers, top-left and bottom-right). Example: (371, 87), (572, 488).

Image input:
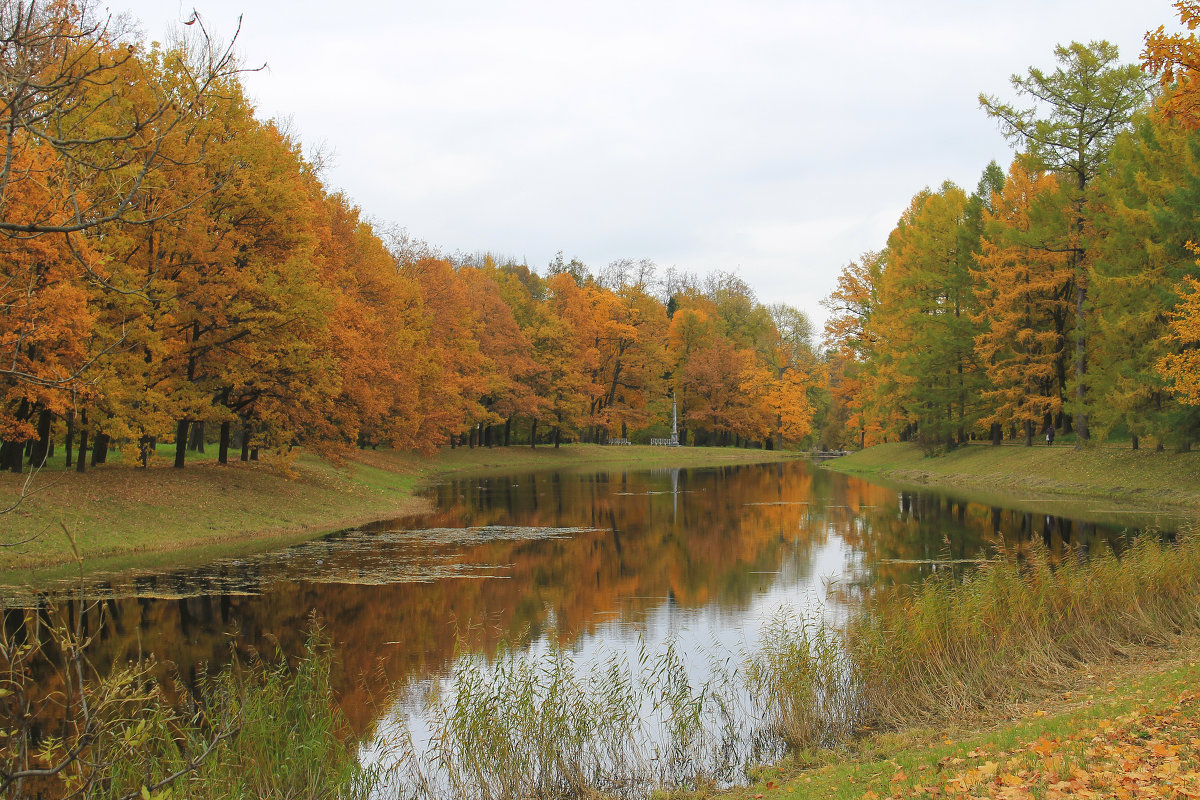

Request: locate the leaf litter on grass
(873, 689), (1200, 799)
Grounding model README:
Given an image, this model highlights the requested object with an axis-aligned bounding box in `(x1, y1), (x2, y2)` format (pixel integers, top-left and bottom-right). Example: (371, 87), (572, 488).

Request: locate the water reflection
(0, 460), (1179, 740)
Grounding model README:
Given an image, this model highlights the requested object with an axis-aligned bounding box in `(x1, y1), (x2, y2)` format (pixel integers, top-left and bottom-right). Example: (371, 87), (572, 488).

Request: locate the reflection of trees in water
(832, 475), (1142, 601)
(11, 463), (1159, 741)
(13, 463), (830, 737)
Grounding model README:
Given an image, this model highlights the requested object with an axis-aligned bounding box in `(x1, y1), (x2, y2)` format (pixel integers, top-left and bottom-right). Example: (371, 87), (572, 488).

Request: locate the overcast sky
(114, 1), (1181, 332)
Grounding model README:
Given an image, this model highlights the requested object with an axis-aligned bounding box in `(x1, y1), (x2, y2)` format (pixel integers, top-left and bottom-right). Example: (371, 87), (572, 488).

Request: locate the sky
(113, 0), (1182, 333)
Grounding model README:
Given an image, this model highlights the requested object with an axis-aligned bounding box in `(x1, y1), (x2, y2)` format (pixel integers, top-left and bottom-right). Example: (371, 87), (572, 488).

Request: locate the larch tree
(1158, 275), (1200, 407)
(874, 182), (977, 449)
(821, 251), (884, 448)
(1144, 0), (1200, 128)
(960, 162), (1007, 443)
(973, 161), (1074, 446)
(980, 40), (1150, 444)
(1089, 109), (1200, 449)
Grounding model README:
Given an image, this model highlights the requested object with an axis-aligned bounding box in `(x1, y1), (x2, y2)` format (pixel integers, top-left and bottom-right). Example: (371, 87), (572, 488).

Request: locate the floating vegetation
(2, 525), (602, 606)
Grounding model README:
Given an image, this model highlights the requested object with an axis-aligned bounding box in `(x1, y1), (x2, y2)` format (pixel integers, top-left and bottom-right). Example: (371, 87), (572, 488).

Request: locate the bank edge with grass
(0, 444), (804, 580)
(824, 441), (1200, 510)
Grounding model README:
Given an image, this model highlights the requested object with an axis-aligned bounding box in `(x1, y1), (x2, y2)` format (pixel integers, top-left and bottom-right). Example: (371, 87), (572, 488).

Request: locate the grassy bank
(716, 649), (1200, 800)
(722, 533), (1200, 799)
(826, 441), (1200, 509)
(0, 443), (801, 578)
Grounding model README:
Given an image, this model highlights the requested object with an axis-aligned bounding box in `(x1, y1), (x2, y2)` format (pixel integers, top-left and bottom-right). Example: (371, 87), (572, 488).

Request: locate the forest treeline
(821, 5), (1200, 453)
(0, 2), (823, 474)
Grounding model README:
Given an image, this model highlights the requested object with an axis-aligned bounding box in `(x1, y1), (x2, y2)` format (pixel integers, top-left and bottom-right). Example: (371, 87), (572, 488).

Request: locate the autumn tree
(1158, 276), (1200, 407)
(869, 181), (979, 449)
(0, 147), (96, 472)
(980, 41), (1150, 443)
(1143, 0), (1200, 127)
(765, 304), (819, 448)
(0, 2), (243, 236)
(1086, 109), (1200, 449)
(666, 291), (719, 445)
(973, 161), (1074, 446)
(821, 251), (884, 448)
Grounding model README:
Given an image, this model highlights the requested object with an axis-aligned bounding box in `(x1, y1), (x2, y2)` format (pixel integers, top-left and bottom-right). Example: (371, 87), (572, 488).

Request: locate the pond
(1, 458), (1184, 790)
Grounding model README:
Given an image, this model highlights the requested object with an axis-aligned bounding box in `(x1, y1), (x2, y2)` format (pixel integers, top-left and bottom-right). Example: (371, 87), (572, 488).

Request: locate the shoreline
(714, 639), (1200, 800)
(822, 441), (1200, 513)
(0, 444), (803, 584)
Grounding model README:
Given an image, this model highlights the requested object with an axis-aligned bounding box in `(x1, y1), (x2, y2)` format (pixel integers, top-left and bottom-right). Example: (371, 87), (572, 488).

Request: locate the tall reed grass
(744, 611), (859, 751)
(847, 534), (1200, 728)
(1, 615), (374, 800)
(157, 637), (377, 799)
(387, 638), (746, 800)
(386, 532), (1200, 799)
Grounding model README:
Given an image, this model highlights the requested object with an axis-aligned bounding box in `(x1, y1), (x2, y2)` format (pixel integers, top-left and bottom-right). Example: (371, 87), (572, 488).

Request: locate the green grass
(0, 444), (802, 578)
(827, 441), (1200, 510)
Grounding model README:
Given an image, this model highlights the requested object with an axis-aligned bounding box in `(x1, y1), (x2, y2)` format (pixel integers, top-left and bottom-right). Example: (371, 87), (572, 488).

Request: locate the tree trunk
(76, 409), (88, 473)
(250, 447), (259, 461)
(188, 421), (205, 453)
(3, 399), (30, 473)
(174, 419), (189, 469)
(4, 441), (21, 472)
(139, 434), (155, 468)
(553, 426), (561, 448)
(1023, 419), (1033, 447)
(219, 421), (231, 464)
(504, 417), (512, 447)
(91, 433), (109, 466)
(1073, 283), (1089, 446)
(30, 409), (52, 467)
(530, 419), (537, 449)
(64, 410), (75, 467)
(991, 422), (1002, 446)
(1131, 434), (1139, 451)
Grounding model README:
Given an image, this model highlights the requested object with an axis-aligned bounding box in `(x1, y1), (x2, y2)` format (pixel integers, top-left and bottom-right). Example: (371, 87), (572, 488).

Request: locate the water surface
(2, 459), (1181, 741)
